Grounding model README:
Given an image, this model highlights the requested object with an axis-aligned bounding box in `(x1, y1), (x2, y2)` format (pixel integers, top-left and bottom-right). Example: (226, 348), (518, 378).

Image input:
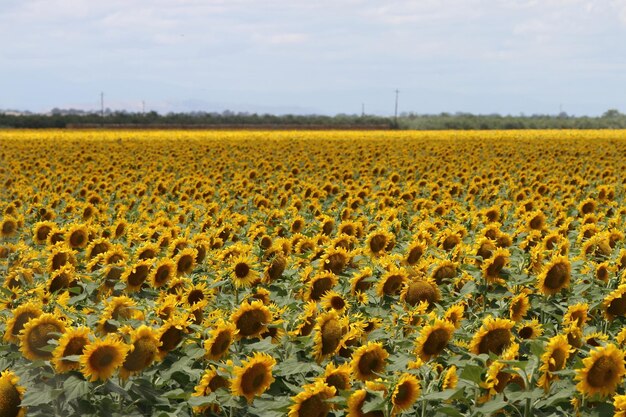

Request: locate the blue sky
(1, 0), (626, 116)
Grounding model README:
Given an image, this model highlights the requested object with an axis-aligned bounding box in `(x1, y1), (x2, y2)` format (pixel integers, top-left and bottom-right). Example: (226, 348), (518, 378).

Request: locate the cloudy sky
(1, 0), (626, 115)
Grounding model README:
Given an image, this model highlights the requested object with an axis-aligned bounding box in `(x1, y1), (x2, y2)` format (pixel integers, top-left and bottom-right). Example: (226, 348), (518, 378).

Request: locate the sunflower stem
(420, 398), (426, 417)
(523, 396), (531, 417)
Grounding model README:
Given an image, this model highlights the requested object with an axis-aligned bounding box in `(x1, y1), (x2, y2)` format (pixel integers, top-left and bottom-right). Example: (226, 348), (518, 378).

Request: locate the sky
(1, 0), (626, 116)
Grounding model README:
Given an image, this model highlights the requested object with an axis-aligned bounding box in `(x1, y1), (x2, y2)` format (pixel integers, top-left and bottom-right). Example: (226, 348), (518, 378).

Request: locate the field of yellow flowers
(1, 129), (626, 416)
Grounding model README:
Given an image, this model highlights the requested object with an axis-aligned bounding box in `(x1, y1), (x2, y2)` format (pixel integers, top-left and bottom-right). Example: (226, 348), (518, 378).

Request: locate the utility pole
(362, 102), (365, 117)
(100, 92), (104, 118)
(394, 89), (399, 124)
(142, 100), (145, 116)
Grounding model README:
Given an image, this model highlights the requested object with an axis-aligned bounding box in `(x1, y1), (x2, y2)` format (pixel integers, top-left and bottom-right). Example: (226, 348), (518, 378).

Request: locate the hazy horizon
(2, 1), (626, 116)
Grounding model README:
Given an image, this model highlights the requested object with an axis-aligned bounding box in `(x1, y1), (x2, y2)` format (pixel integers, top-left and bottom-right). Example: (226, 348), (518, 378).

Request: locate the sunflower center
(486, 256), (506, 277)
(406, 247), (423, 265)
(62, 337), (88, 360)
(545, 263), (569, 289)
(549, 349), (567, 372)
(177, 255), (193, 274)
(382, 275), (404, 295)
(369, 235), (387, 253)
(326, 374), (347, 391)
(587, 356), (618, 388)
(208, 375), (228, 392)
(0, 378), (21, 417)
(442, 235), (460, 251)
(188, 289), (204, 305)
(358, 352), (383, 378)
(477, 328), (511, 355)
(518, 326), (533, 340)
(241, 364), (267, 395)
(321, 318), (342, 355)
(159, 327), (184, 352)
(608, 295), (626, 318)
(89, 346), (118, 370)
(11, 312), (38, 337)
(529, 215), (544, 230)
(51, 252), (68, 270)
(236, 309), (267, 337)
(298, 394), (329, 417)
(2, 220), (16, 235)
(154, 265), (172, 285)
(311, 277), (333, 301)
(124, 338), (157, 372)
(423, 329), (450, 356)
(211, 332), (232, 357)
(433, 265), (456, 283)
(27, 323), (62, 358)
(324, 253), (346, 274)
(330, 296), (345, 310)
(69, 231), (85, 247)
(235, 263), (250, 279)
(128, 265), (149, 287)
(36, 225), (52, 242)
(404, 281), (436, 306)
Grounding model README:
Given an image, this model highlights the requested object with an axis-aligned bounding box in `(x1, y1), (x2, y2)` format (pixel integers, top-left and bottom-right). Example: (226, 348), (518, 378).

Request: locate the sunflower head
(470, 316), (515, 356)
(231, 352), (276, 403)
(313, 310), (347, 362)
(575, 343), (626, 398)
(19, 312), (66, 361)
(204, 320), (237, 361)
(0, 370), (25, 417)
(391, 373), (421, 415)
(415, 319), (455, 361)
(231, 300), (272, 339)
(351, 342), (389, 381)
(52, 326), (91, 373)
(120, 325), (161, 379)
(80, 335), (129, 382)
(537, 256), (571, 296)
(288, 380), (336, 417)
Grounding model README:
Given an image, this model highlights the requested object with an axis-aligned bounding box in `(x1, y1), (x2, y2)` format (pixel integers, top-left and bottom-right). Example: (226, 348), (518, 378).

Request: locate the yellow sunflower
(313, 310), (347, 362)
(470, 316), (515, 356)
(347, 389), (383, 417)
(291, 301), (318, 337)
(415, 319), (455, 361)
(32, 221), (55, 245)
(509, 292), (530, 322)
(204, 320), (237, 361)
(350, 267), (374, 294)
(65, 223), (90, 249)
(404, 240), (426, 266)
(563, 303), (589, 328)
(231, 352), (276, 403)
(288, 380), (336, 417)
(157, 315), (189, 360)
(481, 248), (509, 283)
(537, 334), (572, 391)
(120, 325), (161, 379)
(400, 278), (440, 308)
(230, 300), (272, 339)
(148, 258), (176, 288)
(575, 343), (626, 398)
(377, 267), (408, 297)
(320, 247), (351, 275)
(431, 260), (458, 284)
(174, 247), (197, 276)
(603, 284), (626, 320)
(230, 255), (259, 288)
(391, 373), (420, 416)
(80, 335), (129, 382)
(442, 365), (458, 390)
(536, 256), (571, 296)
(615, 394), (626, 417)
(517, 319), (543, 340)
(365, 230), (394, 257)
(19, 312), (66, 361)
(52, 326), (91, 373)
(192, 366), (230, 414)
(321, 362), (352, 392)
(320, 290), (350, 314)
(351, 342), (389, 381)
(121, 259), (152, 292)
(3, 302), (42, 344)
(305, 271), (338, 302)
(0, 370), (26, 417)
(443, 303), (465, 329)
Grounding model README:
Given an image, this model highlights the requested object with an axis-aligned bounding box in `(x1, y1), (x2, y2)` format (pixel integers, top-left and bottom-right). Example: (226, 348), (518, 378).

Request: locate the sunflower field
(2, 129), (626, 417)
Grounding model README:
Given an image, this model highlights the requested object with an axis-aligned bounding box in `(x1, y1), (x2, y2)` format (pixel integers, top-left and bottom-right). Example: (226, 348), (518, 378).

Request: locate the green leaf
(436, 406), (464, 417)
(187, 393), (217, 407)
(460, 364), (483, 385)
(361, 391), (386, 414)
(63, 375), (91, 402)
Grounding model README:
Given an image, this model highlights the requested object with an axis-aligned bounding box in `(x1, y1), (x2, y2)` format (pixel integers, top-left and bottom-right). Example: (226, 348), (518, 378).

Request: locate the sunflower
(119, 325), (160, 379)
(537, 334), (572, 391)
(4, 302), (42, 344)
(351, 342), (389, 381)
(65, 223), (90, 249)
(575, 343), (626, 398)
(80, 335), (129, 382)
(292, 302), (317, 337)
(122, 259), (152, 292)
(442, 365), (458, 390)
(350, 267), (374, 294)
(320, 247), (350, 275)
(404, 240), (426, 266)
(47, 244), (76, 272)
(231, 300), (272, 339)
(415, 319), (455, 361)
(32, 221), (55, 245)
(365, 230), (394, 257)
(517, 319), (543, 340)
(400, 278), (440, 308)
(192, 366), (230, 414)
(320, 290), (350, 314)
(134, 242), (160, 260)
(603, 284), (626, 320)
(174, 247), (197, 276)
(313, 311), (347, 362)
(288, 380), (336, 417)
(431, 260), (458, 284)
(47, 264), (75, 293)
(536, 256), (571, 296)
(481, 248), (504, 283)
(391, 373), (420, 416)
(204, 320), (237, 360)
(19, 313), (66, 361)
(377, 267), (408, 297)
(305, 271), (339, 302)
(615, 394), (626, 417)
(509, 292), (530, 322)
(230, 255), (259, 288)
(470, 316), (515, 356)
(443, 303), (465, 329)
(264, 253), (287, 282)
(321, 362), (352, 392)
(149, 258), (176, 287)
(0, 217), (18, 238)
(52, 326), (91, 373)
(157, 315), (189, 360)
(0, 370), (25, 417)
(97, 295), (141, 335)
(347, 389), (383, 417)
(231, 352), (276, 403)
(563, 303), (589, 328)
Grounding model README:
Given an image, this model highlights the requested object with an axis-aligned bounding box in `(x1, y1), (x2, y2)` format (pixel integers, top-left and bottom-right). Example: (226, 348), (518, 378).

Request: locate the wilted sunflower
(536, 256), (571, 296)
(19, 312), (66, 361)
(391, 373), (420, 416)
(537, 334), (572, 391)
(231, 300), (272, 339)
(149, 258), (176, 287)
(192, 366), (230, 414)
(80, 335), (129, 382)
(288, 380), (336, 417)
(4, 302), (42, 344)
(231, 352), (276, 403)
(52, 326), (91, 373)
(119, 325), (160, 379)
(313, 310), (346, 362)
(415, 319), (455, 361)
(351, 342), (389, 381)
(603, 284), (626, 320)
(305, 271), (338, 302)
(575, 343), (626, 398)
(0, 370), (25, 417)
(322, 362), (352, 392)
(470, 316), (515, 356)
(204, 320), (237, 360)
(230, 255), (259, 288)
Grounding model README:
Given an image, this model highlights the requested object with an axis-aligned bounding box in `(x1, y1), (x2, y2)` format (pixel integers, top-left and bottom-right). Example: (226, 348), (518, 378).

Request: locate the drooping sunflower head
(0, 370), (25, 417)
(575, 343), (626, 398)
(537, 256), (571, 296)
(415, 319), (455, 361)
(442, 365), (458, 390)
(231, 352), (276, 403)
(288, 380), (336, 417)
(313, 310), (347, 362)
(350, 342), (389, 381)
(192, 366), (231, 414)
(391, 373), (421, 415)
(80, 335), (129, 382)
(431, 260), (458, 284)
(52, 326), (91, 373)
(120, 325), (161, 379)
(481, 248), (509, 283)
(122, 259), (152, 292)
(350, 267), (374, 294)
(470, 316), (515, 356)
(230, 300), (272, 339)
(19, 312), (66, 361)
